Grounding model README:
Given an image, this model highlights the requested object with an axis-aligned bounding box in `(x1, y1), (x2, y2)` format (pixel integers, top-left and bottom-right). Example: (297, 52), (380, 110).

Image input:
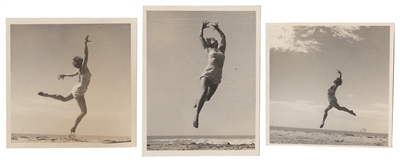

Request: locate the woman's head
(72, 56), (83, 68)
(206, 37), (218, 48)
(334, 78), (342, 86)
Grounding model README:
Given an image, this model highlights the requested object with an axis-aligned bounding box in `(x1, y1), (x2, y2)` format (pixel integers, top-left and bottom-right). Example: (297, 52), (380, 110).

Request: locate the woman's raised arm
(200, 21), (210, 50)
(212, 22), (226, 52)
(82, 35), (91, 70)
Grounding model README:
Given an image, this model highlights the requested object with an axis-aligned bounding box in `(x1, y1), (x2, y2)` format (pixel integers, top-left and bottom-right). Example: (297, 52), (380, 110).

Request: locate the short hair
(73, 56), (83, 68)
(206, 37), (218, 46)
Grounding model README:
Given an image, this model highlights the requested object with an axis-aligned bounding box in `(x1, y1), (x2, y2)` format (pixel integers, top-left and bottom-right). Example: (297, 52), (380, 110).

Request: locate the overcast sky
(10, 23), (132, 137)
(269, 24), (392, 134)
(146, 10), (258, 136)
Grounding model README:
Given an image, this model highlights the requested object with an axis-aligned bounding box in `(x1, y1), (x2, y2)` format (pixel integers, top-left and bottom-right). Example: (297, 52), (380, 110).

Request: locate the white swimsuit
(71, 71), (92, 98)
(200, 51), (225, 84)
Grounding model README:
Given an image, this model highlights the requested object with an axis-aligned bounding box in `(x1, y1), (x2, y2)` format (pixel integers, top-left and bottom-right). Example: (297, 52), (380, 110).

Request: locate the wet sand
(270, 126), (388, 146)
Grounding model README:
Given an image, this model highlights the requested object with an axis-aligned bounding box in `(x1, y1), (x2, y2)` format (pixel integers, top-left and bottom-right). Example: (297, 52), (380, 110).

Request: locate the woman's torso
(78, 68), (92, 86)
(327, 85), (337, 101)
(206, 48), (225, 69)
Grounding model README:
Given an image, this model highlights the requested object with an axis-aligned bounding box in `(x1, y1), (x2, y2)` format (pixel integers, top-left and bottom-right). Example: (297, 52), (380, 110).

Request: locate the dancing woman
(193, 21), (226, 128)
(320, 70), (356, 128)
(38, 35), (92, 136)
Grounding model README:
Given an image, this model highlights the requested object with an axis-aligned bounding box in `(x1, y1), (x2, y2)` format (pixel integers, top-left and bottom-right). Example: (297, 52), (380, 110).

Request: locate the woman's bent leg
(193, 77), (211, 128)
(70, 96), (88, 133)
(320, 105), (333, 128)
(38, 92), (73, 102)
(332, 102), (356, 116)
(206, 84), (219, 101)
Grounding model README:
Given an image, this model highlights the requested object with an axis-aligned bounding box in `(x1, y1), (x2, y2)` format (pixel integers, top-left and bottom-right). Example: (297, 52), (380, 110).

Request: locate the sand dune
(270, 126), (388, 146)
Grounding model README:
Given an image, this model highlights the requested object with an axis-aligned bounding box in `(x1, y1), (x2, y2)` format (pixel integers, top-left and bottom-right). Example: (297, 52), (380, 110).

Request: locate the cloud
(269, 25), (364, 53)
(330, 26), (364, 42)
(268, 25), (321, 53)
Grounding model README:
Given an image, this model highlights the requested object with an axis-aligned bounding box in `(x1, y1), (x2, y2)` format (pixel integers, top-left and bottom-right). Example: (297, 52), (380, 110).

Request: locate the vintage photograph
(143, 6), (260, 156)
(6, 18), (136, 148)
(267, 24), (393, 147)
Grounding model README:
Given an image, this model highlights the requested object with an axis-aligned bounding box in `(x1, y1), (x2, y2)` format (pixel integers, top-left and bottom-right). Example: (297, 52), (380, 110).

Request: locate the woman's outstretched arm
(212, 22), (226, 52)
(200, 21), (209, 50)
(58, 71), (79, 80)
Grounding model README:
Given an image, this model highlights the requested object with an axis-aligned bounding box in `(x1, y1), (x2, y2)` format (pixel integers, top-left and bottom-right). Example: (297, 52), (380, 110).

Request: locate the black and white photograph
(267, 24), (393, 147)
(1, 0), (400, 162)
(6, 18), (137, 148)
(143, 6), (260, 156)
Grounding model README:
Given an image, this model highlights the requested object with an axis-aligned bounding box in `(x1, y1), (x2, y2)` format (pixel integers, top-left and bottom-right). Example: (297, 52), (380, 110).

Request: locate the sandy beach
(147, 142), (255, 150)
(147, 135), (255, 151)
(11, 133), (131, 144)
(270, 126), (388, 146)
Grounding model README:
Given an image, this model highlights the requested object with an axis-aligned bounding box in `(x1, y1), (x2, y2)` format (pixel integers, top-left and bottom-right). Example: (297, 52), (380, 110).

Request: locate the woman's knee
(81, 110), (87, 116)
(57, 94), (73, 102)
(200, 89), (208, 99)
(57, 95), (69, 102)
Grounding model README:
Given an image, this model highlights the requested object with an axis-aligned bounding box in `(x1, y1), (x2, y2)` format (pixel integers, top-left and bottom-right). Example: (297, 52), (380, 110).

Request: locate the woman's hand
(85, 35), (91, 44)
(337, 70), (342, 75)
(212, 22), (219, 30)
(202, 21), (210, 30)
(58, 74), (66, 80)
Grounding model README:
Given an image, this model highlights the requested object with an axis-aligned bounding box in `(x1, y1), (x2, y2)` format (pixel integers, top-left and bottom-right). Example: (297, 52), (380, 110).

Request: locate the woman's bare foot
(69, 132), (76, 138)
(70, 127), (76, 134)
(193, 116), (199, 128)
(194, 99), (198, 108)
(349, 110), (356, 116)
(38, 92), (48, 97)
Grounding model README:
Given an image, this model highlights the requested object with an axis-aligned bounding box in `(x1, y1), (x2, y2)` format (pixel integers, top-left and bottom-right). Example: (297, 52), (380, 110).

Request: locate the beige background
(1, 0), (399, 161)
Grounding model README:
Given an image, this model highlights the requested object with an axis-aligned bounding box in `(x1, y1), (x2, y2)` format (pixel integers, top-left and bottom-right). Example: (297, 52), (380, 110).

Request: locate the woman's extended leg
(70, 96), (88, 133)
(205, 84), (219, 101)
(320, 105), (333, 128)
(38, 92), (74, 102)
(332, 102), (356, 116)
(193, 77), (211, 128)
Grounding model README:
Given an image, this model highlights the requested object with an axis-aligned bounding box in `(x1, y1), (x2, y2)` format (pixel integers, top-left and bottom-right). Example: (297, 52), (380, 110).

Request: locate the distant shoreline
(148, 135), (255, 139)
